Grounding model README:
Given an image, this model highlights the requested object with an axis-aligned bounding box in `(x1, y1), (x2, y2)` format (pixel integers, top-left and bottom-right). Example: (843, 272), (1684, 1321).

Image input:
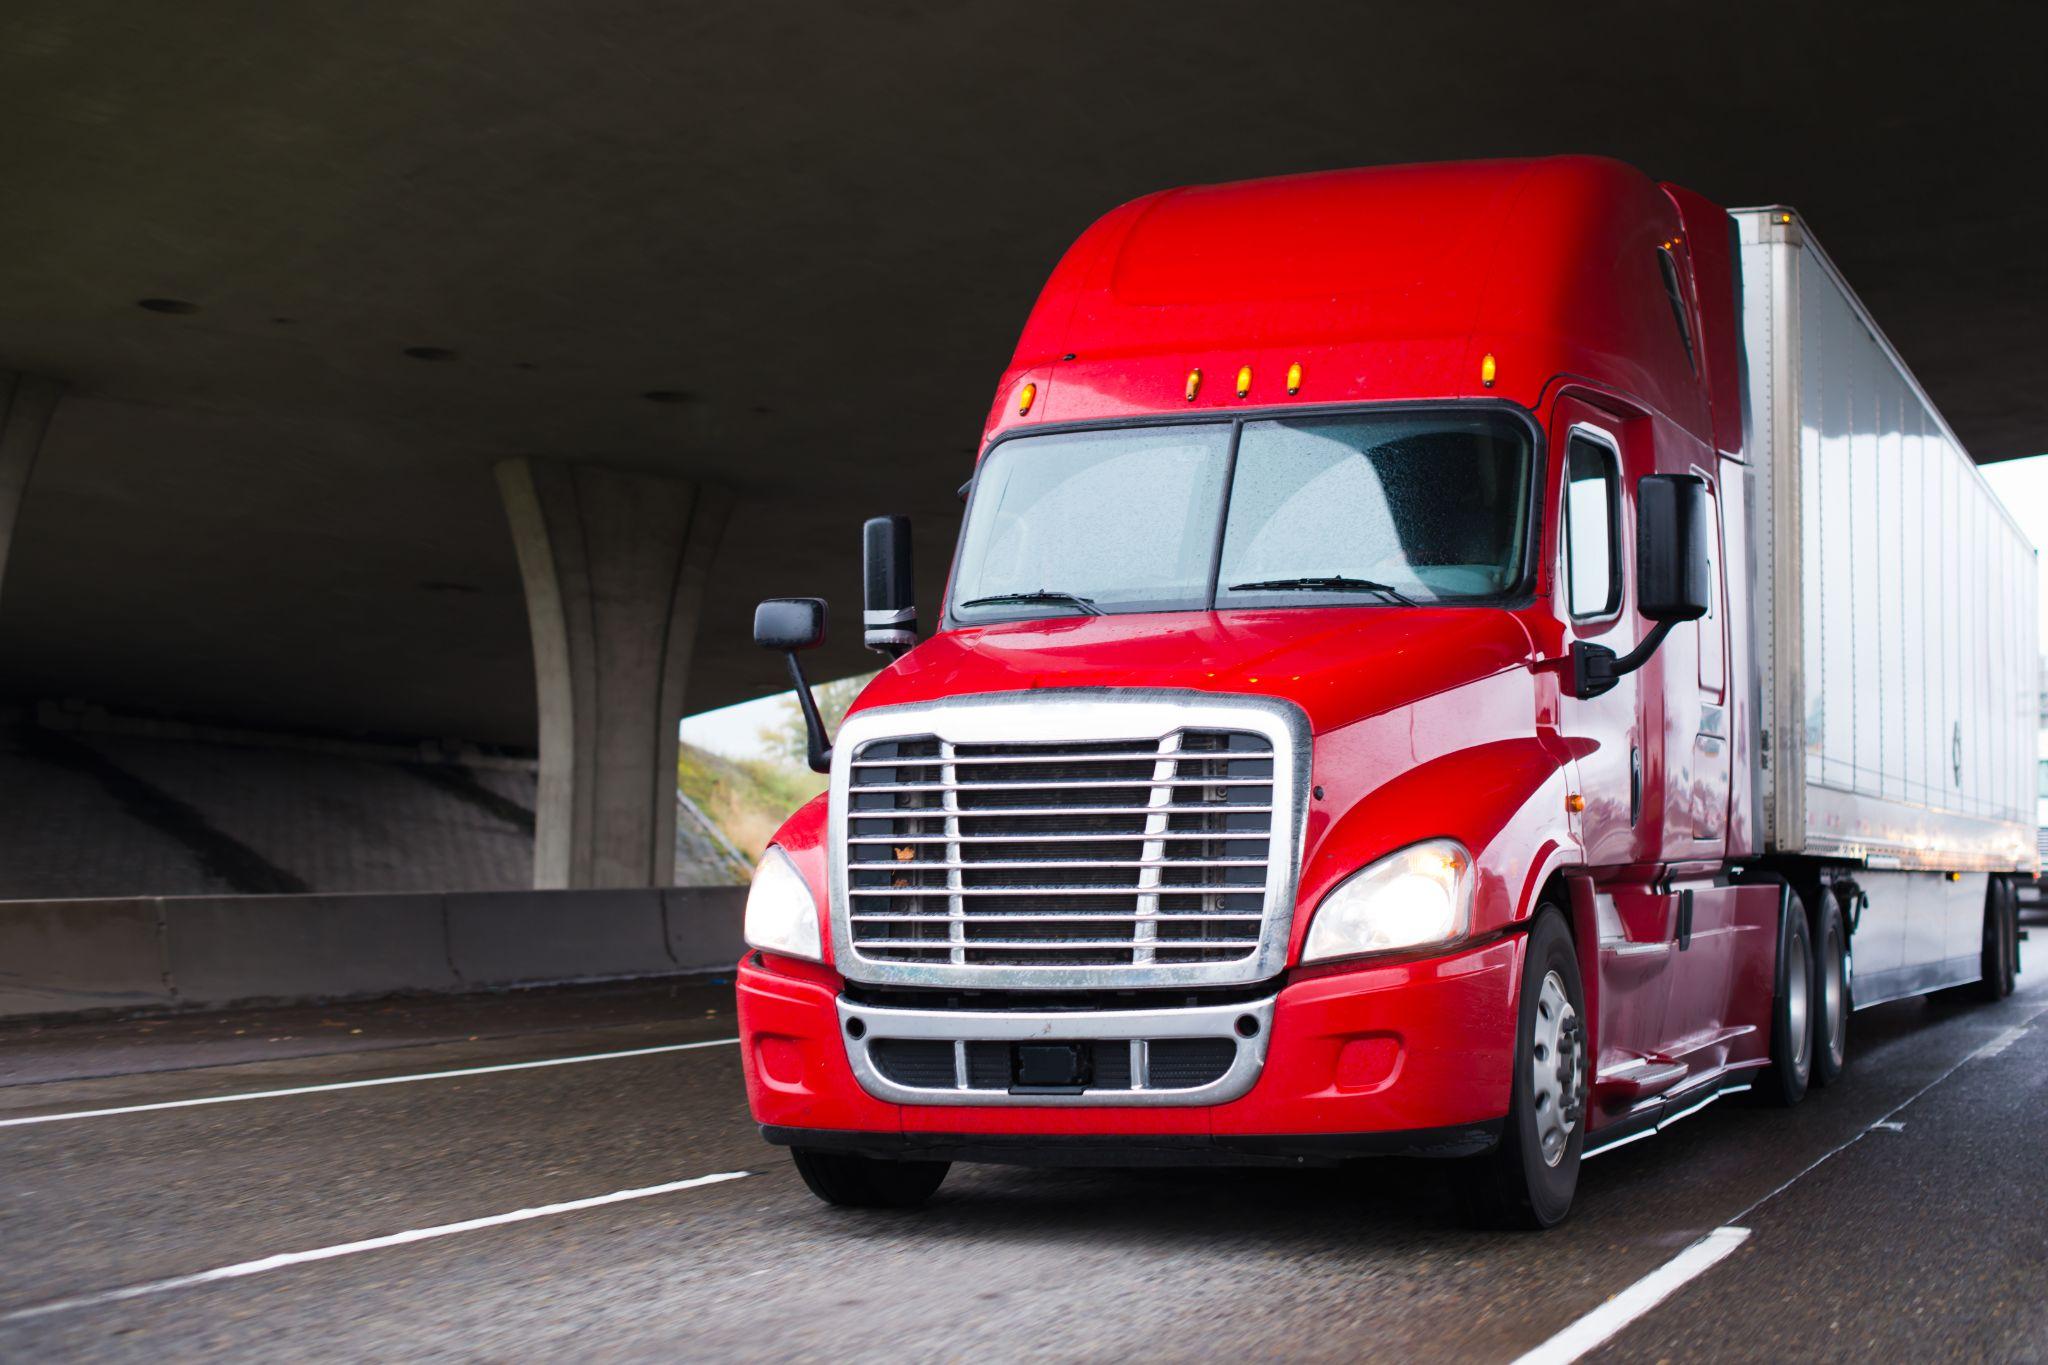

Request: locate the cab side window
(1564, 434), (1621, 618)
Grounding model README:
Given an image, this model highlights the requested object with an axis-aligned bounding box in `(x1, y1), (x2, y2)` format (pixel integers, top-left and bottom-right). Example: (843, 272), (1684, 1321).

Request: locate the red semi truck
(736, 156), (2038, 1227)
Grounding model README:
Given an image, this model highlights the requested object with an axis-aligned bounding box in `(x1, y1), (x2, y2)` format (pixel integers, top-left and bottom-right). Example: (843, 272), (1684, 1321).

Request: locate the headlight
(744, 845), (823, 962)
(1301, 838), (1474, 964)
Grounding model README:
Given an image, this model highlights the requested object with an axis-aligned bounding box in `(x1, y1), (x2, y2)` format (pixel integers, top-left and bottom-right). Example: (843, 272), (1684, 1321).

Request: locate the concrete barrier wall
(0, 897), (172, 1017)
(164, 894), (464, 1005)
(0, 886), (747, 1019)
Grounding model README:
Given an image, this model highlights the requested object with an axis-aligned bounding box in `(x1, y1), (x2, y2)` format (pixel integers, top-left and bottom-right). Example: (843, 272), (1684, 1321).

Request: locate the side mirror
(1569, 474), (1710, 699)
(754, 596), (826, 653)
(753, 597), (833, 772)
(862, 515), (916, 658)
(1635, 474), (1711, 622)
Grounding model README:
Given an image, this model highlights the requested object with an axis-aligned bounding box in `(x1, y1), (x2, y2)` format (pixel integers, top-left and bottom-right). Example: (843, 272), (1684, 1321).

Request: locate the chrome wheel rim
(1820, 926), (1846, 1069)
(1787, 930), (1811, 1074)
(1530, 969), (1585, 1168)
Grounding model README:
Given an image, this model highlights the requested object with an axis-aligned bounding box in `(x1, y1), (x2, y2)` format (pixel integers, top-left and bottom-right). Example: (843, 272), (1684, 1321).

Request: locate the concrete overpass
(1, 3), (2043, 897)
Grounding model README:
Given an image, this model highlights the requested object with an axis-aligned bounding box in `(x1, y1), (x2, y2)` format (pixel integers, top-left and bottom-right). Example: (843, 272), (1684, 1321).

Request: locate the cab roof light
(1185, 368), (1202, 402)
(1016, 381), (1036, 416)
(1480, 353), (1497, 388)
(1235, 365), (1252, 399)
(1286, 361), (1302, 395)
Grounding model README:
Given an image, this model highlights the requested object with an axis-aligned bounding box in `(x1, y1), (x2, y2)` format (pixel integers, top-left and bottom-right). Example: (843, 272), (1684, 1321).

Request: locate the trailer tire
(790, 1149), (949, 1209)
(1455, 909), (1584, 1230)
(1755, 895), (1813, 1107)
(1811, 893), (1849, 1088)
(1972, 878), (2016, 1004)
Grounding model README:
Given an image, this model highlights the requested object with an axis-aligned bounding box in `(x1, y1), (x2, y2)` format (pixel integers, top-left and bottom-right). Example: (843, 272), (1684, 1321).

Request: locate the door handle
(1630, 745), (1642, 827)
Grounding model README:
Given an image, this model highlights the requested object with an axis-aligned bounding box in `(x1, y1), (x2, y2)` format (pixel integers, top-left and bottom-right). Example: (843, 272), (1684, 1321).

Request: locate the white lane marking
(0, 1037), (740, 1130)
(0, 1170), (750, 1323)
(1732, 997), (2048, 1225)
(1521, 998), (2048, 1362)
(1509, 1227), (1751, 1365)
(1974, 1024), (2028, 1059)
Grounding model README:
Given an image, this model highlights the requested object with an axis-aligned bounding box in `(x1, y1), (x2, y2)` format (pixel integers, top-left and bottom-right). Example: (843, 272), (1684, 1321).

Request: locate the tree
(758, 672), (875, 768)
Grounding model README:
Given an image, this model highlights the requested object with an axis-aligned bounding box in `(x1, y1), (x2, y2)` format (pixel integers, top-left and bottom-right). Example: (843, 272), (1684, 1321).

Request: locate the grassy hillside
(677, 741), (824, 864)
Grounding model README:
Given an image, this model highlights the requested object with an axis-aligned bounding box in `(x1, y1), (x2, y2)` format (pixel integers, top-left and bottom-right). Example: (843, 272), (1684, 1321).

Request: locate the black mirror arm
(781, 650), (834, 773)
(1569, 618), (1679, 699)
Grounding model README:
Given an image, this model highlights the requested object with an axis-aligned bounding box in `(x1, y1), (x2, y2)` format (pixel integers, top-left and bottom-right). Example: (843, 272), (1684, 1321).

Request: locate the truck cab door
(1552, 403), (1643, 866)
(1551, 399), (1673, 1089)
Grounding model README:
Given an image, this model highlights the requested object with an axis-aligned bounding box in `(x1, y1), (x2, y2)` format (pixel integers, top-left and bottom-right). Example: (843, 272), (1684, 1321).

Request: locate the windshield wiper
(957, 589), (1103, 616)
(1227, 575), (1420, 607)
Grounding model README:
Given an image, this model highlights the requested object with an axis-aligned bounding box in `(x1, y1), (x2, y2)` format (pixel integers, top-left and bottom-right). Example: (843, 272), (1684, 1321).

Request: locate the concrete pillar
(495, 458), (731, 889)
(0, 373), (62, 605)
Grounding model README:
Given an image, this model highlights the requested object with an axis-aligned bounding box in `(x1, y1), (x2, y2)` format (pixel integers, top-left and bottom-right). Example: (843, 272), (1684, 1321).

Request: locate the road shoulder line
(0, 1036), (740, 1129)
(0, 1170), (751, 1323)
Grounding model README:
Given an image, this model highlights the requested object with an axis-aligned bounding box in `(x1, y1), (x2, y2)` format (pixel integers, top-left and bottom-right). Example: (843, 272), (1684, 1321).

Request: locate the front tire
(790, 1149), (949, 1209)
(1456, 909), (1585, 1230)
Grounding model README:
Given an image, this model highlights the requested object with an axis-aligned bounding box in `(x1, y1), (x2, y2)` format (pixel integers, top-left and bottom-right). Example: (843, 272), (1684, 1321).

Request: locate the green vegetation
(678, 672), (877, 872)
(677, 740), (825, 864)
(756, 673), (874, 768)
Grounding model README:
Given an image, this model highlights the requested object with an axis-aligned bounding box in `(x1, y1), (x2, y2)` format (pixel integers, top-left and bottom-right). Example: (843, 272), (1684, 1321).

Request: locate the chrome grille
(829, 694), (1306, 989)
(846, 731), (1271, 969)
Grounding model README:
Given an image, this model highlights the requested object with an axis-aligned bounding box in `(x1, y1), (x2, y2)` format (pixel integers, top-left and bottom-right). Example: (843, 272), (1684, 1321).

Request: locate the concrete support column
(495, 458), (731, 889)
(0, 372), (62, 605)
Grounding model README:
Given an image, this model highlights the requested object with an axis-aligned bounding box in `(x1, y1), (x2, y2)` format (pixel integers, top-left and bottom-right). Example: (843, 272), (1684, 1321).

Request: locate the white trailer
(1738, 207), (2039, 1005)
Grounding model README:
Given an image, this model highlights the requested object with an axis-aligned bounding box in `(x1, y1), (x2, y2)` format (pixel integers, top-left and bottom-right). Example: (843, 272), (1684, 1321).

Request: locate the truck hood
(855, 606), (1536, 734)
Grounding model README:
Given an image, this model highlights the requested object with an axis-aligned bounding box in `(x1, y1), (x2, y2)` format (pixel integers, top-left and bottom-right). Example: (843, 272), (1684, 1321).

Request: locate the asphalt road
(1, 955), (2043, 1362)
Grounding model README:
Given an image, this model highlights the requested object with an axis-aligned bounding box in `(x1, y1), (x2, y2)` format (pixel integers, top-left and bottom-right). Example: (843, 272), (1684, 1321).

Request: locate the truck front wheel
(1455, 909), (1585, 1230)
(790, 1148), (949, 1209)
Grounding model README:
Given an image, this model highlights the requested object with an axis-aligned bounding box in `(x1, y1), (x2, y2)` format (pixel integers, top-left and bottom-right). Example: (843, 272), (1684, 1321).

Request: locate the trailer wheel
(1971, 878), (2016, 1004)
(1455, 909), (1584, 1230)
(1811, 893), (1849, 1087)
(790, 1149), (949, 1209)
(1755, 896), (1813, 1107)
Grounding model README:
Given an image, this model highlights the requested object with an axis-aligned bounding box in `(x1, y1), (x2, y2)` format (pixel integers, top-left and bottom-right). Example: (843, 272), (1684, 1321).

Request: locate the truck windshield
(951, 410), (1532, 622)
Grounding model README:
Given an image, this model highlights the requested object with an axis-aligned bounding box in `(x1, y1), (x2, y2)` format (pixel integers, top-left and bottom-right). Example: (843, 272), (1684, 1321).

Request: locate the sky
(680, 454), (2048, 764)
(1981, 453), (2048, 650)
(678, 687), (796, 762)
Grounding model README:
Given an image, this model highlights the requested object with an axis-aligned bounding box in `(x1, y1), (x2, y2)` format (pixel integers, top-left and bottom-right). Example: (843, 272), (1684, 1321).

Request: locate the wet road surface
(1, 961), (2043, 1362)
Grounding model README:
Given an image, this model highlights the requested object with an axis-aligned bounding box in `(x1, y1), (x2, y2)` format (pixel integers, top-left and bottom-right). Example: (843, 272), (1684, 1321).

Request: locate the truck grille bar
(828, 694), (1307, 989)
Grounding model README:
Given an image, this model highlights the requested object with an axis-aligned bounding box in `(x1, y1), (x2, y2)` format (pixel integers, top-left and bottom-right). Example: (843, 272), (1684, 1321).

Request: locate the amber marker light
(1567, 793), (1586, 813)
(1233, 365), (1252, 398)
(1480, 353), (1497, 388)
(1016, 381), (1036, 416)
(1286, 361), (1302, 395)
(1185, 368), (1202, 401)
